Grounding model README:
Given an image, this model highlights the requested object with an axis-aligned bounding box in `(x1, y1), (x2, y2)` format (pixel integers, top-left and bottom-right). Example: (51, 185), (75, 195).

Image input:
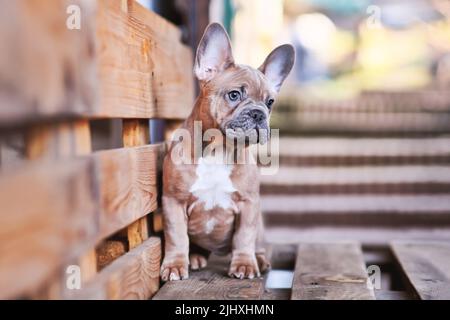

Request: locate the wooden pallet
(153, 241), (450, 300)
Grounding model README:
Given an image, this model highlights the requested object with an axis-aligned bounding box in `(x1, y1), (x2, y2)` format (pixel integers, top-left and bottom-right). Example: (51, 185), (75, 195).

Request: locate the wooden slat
(153, 255), (266, 300)
(95, 145), (159, 239)
(122, 119), (150, 249)
(0, 159), (97, 299)
(0, 0), (194, 126)
(0, 0), (97, 126)
(94, 0), (194, 120)
(391, 241), (450, 300)
(67, 237), (161, 300)
(291, 243), (375, 300)
(0, 144), (161, 298)
(96, 240), (127, 270)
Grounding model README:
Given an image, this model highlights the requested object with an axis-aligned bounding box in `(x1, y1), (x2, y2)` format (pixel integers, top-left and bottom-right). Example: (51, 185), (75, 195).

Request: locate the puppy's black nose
(249, 109), (266, 122)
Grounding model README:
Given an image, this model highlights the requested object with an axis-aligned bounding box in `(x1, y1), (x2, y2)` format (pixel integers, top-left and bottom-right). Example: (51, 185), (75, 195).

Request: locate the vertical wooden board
(122, 119), (150, 249)
(0, 160), (98, 299)
(68, 237), (161, 300)
(95, 145), (160, 240)
(97, 240), (127, 270)
(291, 242), (375, 300)
(391, 241), (450, 300)
(0, 0), (97, 125)
(95, 0), (194, 119)
(153, 255), (266, 300)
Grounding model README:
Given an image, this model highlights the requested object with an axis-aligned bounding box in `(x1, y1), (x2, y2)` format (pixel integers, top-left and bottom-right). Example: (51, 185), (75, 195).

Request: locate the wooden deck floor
(153, 241), (450, 300)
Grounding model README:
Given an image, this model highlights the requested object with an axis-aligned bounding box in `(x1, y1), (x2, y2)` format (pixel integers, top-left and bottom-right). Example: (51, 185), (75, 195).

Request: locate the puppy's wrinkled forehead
(206, 65), (275, 100)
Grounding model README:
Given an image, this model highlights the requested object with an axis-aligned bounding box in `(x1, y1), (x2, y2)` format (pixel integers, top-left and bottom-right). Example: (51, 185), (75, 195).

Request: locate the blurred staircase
(262, 91), (450, 246)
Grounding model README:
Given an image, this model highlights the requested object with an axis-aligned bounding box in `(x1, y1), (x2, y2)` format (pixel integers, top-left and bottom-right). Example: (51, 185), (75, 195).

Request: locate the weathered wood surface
(68, 237), (161, 300)
(122, 119), (150, 250)
(96, 0), (194, 119)
(0, 0), (194, 126)
(0, 159), (96, 298)
(0, 0), (97, 126)
(391, 241), (450, 300)
(0, 144), (162, 298)
(96, 240), (127, 270)
(153, 255), (266, 300)
(291, 243), (375, 300)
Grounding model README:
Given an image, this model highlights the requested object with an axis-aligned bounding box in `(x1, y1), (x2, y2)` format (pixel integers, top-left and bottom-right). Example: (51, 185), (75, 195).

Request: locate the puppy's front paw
(161, 255), (189, 281)
(228, 252), (260, 279)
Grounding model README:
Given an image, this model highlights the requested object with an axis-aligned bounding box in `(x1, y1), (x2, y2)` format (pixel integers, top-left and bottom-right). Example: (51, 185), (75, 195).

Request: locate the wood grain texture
(291, 242), (375, 300)
(95, 0), (194, 120)
(122, 119), (150, 249)
(95, 145), (160, 239)
(153, 255), (266, 300)
(68, 237), (161, 300)
(0, 144), (162, 298)
(0, 0), (194, 125)
(391, 241), (450, 300)
(0, 0), (97, 126)
(0, 159), (97, 299)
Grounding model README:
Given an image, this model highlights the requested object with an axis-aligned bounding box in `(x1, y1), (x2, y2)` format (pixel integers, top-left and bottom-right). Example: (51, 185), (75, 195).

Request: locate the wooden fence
(0, 0), (194, 299)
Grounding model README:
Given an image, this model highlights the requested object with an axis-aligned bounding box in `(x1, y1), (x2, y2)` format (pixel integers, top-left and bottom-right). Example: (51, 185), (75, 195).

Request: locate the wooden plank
(95, 0), (194, 120)
(0, 159), (97, 299)
(95, 145), (160, 240)
(0, 0), (194, 126)
(152, 209), (164, 233)
(0, 144), (161, 298)
(96, 240), (127, 270)
(153, 255), (266, 300)
(122, 119), (150, 249)
(291, 242), (375, 300)
(67, 237), (161, 300)
(391, 241), (450, 300)
(0, 0), (97, 126)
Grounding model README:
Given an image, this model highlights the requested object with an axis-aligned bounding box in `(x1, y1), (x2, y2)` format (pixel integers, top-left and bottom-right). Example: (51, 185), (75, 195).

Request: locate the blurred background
(134, 0), (450, 246)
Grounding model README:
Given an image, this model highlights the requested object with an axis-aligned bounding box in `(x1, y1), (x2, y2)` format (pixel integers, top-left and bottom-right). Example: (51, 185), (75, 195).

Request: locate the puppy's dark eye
(267, 99), (275, 108)
(228, 90), (241, 102)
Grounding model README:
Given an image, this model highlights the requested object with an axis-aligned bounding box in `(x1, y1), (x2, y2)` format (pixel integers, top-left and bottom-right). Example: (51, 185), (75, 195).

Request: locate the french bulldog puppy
(161, 23), (295, 281)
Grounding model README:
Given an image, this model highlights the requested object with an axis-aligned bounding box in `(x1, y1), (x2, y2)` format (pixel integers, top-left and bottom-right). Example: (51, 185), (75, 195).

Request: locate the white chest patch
(189, 156), (237, 211)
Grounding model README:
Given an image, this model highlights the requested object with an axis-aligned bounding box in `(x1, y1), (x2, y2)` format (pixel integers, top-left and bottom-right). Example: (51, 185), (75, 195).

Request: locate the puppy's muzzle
(224, 107), (270, 144)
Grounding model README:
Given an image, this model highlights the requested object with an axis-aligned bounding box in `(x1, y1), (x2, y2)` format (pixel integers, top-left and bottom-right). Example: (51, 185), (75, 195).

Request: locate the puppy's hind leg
(189, 243), (210, 271)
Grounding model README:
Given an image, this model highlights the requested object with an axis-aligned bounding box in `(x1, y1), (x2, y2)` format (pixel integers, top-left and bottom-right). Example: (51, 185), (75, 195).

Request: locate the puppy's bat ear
(194, 23), (234, 82)
(259, 44), (295, 92)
